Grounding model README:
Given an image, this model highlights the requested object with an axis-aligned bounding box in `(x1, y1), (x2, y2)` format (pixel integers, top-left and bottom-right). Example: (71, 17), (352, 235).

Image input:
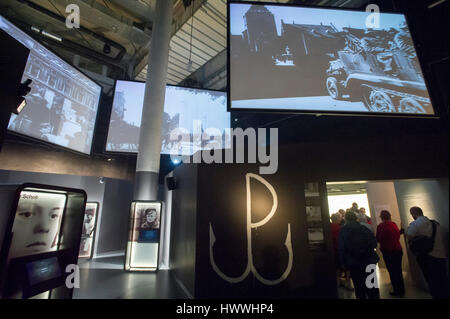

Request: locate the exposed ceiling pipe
(14, 0), (126, 63)
(6, 15), (127, 77)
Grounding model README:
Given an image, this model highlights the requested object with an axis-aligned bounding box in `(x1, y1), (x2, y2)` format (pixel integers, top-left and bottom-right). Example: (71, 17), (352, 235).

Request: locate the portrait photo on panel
(9, 191), (67, 259)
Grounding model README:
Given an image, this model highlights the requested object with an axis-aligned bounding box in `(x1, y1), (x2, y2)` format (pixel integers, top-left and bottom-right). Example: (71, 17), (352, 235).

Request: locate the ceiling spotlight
(103, 43), (111, 54)
(171, 157), (182, 165)
(187, 60), (193, 72)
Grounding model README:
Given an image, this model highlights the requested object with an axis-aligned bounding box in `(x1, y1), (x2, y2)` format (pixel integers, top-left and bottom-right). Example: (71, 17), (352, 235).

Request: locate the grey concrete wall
(0, 142), (135, 180)
(95, 178), (133, 255)
(394, 178), (449, 290)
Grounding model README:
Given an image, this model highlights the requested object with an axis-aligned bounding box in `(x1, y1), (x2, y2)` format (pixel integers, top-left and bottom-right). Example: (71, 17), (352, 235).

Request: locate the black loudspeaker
(166, 176), (177, 191)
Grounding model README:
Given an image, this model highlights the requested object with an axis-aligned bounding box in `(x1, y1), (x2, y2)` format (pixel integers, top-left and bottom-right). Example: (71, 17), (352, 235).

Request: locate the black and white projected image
(9, 191), (67, 259)
(130, 203), (161, 243)
(78, 202), (98, 258)
(229, 4), (433, 115)
(0, 16), (101, 154)
(106, 81), (230, 155)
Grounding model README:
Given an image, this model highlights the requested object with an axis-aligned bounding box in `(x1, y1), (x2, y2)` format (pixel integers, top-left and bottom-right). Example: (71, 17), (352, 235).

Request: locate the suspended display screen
(0, 15), (102, 154)
(105, 81), (230, 155)
(228, 2), (435, 116)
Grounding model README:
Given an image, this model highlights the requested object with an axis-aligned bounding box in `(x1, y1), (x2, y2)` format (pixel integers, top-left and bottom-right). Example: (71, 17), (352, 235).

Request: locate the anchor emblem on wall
(209, 173), (293, 285)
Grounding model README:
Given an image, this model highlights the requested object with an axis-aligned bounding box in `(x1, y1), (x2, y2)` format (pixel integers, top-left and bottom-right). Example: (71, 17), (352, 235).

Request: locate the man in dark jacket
(339, 211), (380, 299)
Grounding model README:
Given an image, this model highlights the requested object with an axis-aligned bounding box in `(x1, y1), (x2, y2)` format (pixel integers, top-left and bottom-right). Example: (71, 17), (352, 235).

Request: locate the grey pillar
(134, 0), (173, 201)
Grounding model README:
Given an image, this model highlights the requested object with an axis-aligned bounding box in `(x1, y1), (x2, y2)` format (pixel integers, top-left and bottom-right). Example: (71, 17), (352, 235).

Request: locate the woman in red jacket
(376, 210), (405, 297)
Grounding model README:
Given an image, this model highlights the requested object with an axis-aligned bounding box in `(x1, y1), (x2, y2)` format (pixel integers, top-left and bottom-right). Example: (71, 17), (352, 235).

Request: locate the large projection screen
(106, 81), (230, 155)
(229, 2), (435, 116)
(0, 16), (102, 154)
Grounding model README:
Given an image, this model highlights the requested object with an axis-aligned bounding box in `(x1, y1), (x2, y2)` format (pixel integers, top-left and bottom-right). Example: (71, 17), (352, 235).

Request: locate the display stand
(0, 183), (87, 299)
(124, 201), (164, 271)
(78, 202), (99, 260)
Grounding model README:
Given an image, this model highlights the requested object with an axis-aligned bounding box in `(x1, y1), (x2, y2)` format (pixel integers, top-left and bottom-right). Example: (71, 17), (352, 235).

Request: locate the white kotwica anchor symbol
(209, 173), (293, 285)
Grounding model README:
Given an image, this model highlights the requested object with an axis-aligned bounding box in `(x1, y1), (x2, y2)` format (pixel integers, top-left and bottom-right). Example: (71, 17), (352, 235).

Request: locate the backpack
(408, 220), (437, 256)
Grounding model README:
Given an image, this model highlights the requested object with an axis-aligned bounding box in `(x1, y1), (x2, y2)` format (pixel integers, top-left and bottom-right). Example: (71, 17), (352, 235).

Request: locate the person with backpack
(406, 206), (449, 299)
(338, 211), (380, 299)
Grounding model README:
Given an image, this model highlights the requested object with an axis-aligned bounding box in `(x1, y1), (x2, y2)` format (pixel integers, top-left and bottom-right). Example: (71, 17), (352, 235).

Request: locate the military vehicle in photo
(325, 26), (432, 114)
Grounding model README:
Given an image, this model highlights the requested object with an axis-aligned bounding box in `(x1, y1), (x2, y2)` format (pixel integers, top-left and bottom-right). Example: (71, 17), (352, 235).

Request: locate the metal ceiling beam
(9, 0), (127, 61)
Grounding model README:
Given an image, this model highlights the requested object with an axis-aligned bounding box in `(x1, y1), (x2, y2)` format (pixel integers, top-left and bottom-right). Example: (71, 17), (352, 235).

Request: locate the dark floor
(74, 256), (431, 299)
(337, 267), (430, 299)
(73, 256), (188, 299)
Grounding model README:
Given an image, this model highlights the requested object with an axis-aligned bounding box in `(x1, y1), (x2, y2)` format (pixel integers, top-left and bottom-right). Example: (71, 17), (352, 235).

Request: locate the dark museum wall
(194, 163), (335, 299)
(0, 169), (133, 256)
(169, 164), (198, 298)
(0, 141), (135, 181)
(170, 123), (448, 298)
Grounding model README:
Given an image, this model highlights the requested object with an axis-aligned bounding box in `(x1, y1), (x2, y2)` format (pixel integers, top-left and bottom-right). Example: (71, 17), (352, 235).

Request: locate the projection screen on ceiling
(0, 15), (102, 154)
(105, 81), (230, 155)
(229, 2), (435, 115)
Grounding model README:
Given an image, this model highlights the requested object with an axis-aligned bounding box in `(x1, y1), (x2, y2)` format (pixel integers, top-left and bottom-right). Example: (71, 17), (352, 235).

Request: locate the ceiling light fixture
(428, 0), (448, 9)
(42, 31), (62, 42)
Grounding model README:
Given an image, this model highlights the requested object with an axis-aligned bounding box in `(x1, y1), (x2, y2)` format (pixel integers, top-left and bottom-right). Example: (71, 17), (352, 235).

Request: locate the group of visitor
(330, 203), (448, 299)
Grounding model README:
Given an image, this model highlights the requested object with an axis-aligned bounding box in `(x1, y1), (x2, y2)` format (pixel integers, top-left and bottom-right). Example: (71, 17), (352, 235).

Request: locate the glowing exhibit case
(78, 202), (99, 259)
(124, 201), (164, 271)
(0, 183), (87, 299)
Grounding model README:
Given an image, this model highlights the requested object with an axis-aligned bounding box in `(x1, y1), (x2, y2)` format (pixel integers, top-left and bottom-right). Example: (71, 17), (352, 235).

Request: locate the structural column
(134, 0), (173, 200)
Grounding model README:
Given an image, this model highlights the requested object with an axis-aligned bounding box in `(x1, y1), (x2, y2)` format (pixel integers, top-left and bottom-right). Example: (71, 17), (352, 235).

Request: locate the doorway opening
(326, 178), (448, 299)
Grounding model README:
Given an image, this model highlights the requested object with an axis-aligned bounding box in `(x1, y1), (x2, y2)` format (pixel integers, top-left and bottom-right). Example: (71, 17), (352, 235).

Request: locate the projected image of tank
(325, 24), (431, 113)
(229, 3), (434, 115)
